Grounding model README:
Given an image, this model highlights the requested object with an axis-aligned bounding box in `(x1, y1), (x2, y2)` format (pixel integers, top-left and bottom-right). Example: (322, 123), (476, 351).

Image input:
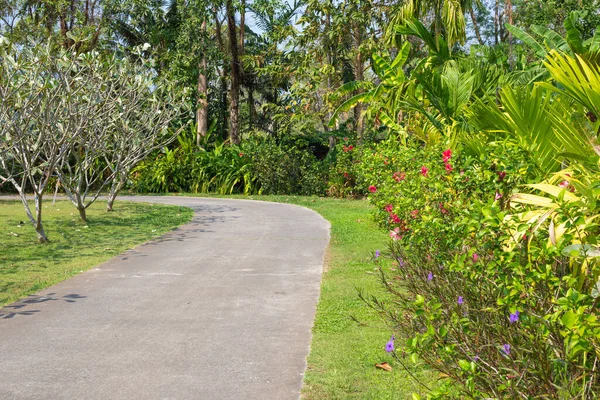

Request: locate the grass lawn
(170, 193), (434, 399)
(0, 200), (193, 307)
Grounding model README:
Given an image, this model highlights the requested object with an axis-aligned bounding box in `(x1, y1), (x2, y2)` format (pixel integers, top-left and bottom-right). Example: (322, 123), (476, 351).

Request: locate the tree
(0, 41), (80, 241)
(226, 0), (242, 144)
(104, 54), (191, 211)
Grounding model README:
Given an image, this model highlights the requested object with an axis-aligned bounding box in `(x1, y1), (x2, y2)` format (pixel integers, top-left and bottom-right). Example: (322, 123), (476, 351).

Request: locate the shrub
(130, 133), (259, 194)
(244, 137), (328, 196)
(359, 138), (600, 398)
(326, 138), (367, 198)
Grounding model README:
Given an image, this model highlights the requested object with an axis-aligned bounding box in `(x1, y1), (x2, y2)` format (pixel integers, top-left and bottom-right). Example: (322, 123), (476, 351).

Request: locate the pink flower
(384, 204), (393, 213)
(495, 192), (503, 201)
(439, 203), (449, 214)
(368, 185), (377, 193)
(442, 149), (452, 163)
(558, 181), (569, 188)
(411, 209), (419, 218)
(421, 166), (429, 177)
(391, 214), (401, 224)
(472, 253), (479, 262)
(444, 163), (453, 172)
(390, 228), (402, 241)
(393, 172), (406, 182)
(238, 152), (244, 157)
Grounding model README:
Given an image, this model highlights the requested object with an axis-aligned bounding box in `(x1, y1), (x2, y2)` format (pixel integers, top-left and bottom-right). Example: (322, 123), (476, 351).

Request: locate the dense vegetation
(2, 0), (600, 397)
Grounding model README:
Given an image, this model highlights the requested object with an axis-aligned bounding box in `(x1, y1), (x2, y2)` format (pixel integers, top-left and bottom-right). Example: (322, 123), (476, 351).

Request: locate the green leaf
(505, 24), (545, 57)
(561, 310), (578, 329)
(458, 359), (471, 371)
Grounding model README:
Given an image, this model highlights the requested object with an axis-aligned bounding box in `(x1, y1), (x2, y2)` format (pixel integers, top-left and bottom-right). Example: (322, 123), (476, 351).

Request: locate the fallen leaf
(375, 362), (392, 372)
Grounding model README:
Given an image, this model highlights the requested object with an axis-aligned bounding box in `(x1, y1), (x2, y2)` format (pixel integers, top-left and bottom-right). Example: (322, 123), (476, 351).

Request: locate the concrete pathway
(0, 196), (330, 400)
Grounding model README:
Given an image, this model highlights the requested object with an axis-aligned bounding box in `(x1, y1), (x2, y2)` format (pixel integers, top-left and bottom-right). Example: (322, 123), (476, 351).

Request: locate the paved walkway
(0, 196), (330, 400)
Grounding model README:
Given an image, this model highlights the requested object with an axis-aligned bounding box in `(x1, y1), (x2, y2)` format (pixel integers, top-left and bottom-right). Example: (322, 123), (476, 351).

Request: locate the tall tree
(226, 0), (242, 144)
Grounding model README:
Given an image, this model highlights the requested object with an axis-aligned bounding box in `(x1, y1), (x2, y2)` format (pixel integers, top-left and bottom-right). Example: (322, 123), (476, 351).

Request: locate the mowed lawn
(186, 194), (434, 399)
(0, 200), (192, 307)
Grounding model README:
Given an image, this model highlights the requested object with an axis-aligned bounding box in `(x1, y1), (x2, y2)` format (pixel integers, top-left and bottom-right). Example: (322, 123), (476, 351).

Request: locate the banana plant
(328, 41), (412, 141)
(506, 12), (600, 61)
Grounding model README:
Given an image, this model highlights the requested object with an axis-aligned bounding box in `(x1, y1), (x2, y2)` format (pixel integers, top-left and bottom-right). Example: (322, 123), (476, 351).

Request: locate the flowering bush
(326, 138), (369, 198)
(362, 137), (600, 398)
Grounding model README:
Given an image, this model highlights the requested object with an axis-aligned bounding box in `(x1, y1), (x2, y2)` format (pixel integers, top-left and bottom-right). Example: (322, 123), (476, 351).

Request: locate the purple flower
(472, 354), (480, 362)
(397, 257), (405, 267)
(427, 272), (433, 282)
(439, 264), (444, 270)
(509, 310), (520, 324)
(385, 335), (395, 353)
(458, 296), (464, 305)
(375, 250), (380, 259)
(495, 192), (503, 201)
(502, 343), (511, 356)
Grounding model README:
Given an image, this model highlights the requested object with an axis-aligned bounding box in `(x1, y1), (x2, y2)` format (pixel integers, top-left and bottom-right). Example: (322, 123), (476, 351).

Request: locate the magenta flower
(444, 162), (453, 172)
(498, 171), (506, 181)
(421, 166), (429, 177)
(495, 192), (503, 201)
(368, 185), (377, 193)
(442, 149), (452, 163)
(472, 253), (479, 262)
(385, 335), (395, 352)
(509, 310), (520, 324)
(384, 204), (393, 213)
(458, 296), (464, 305)
(558, 181), (569, 188)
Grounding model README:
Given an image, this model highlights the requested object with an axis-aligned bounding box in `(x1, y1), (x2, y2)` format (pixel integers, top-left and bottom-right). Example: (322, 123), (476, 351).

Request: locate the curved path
(0, 196), (330, 400)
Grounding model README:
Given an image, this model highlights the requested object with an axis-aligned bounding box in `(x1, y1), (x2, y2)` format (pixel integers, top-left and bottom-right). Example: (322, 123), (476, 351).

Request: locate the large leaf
(531, 25), (570, 53)
(505, 24), (545, 57)
(563, 13), (585, 55)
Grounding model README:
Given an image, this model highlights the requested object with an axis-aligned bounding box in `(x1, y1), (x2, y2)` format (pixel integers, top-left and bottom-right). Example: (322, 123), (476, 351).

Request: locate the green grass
(0, 200), (193, 306)
(164, 193), (434, 399)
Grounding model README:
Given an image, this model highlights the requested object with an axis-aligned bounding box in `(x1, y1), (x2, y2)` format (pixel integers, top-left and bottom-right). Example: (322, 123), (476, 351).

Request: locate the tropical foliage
(2, 0), (600, 396)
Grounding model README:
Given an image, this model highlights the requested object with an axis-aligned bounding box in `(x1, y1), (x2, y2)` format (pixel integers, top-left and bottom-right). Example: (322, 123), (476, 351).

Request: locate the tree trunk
(469, 8), (485, 46)
(494, 0), (500, 45)
(107, 178), (122, 212)
(353, 47), (365, 141)
(213, 6), (229, 141)
(239, 0), (245, 55)
(506, 0), (514, 68)
(197, 18), (209, 147)
(78, 205), (87, 222)
(34, 193), (48, 243)
(226, 0), (241, 145)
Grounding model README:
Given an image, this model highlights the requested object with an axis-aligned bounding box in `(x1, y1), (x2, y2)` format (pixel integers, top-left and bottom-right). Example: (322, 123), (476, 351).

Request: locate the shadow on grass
(0, 293), (86, 319)
(1, 203), (239, 265)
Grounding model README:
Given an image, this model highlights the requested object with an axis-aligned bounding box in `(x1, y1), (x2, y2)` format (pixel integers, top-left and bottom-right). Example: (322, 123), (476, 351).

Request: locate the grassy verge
(165, 193), (434, 399)
(0, 200), (193, 306)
